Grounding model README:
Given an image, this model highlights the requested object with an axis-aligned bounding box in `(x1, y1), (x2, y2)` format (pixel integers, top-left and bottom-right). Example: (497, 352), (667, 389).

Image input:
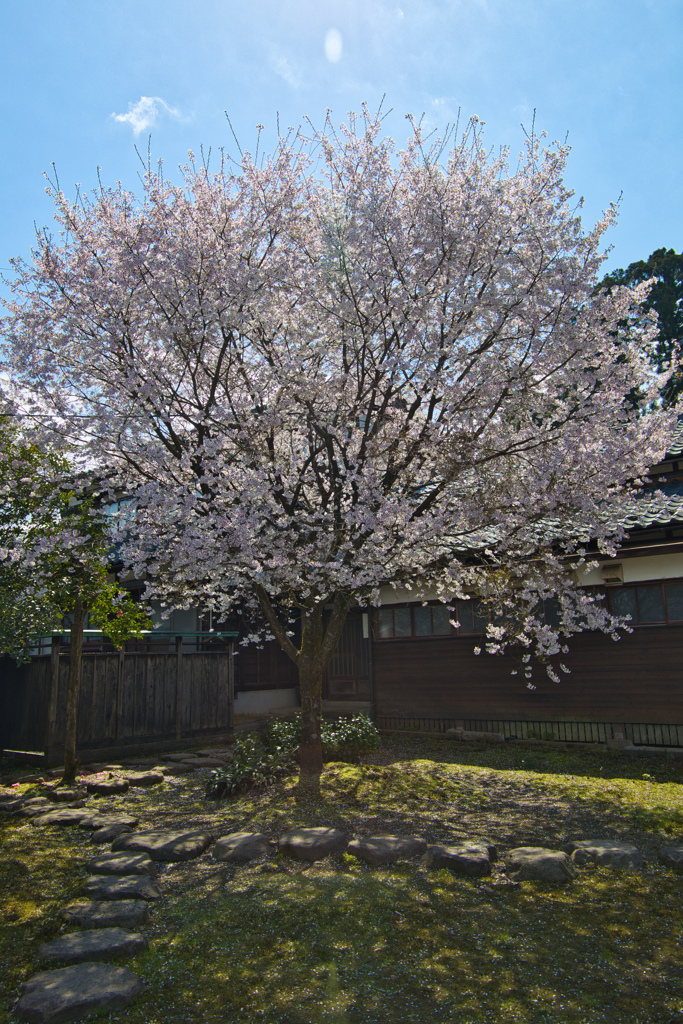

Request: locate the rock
(162, 753), (198, 762)
(87, 778), (129, 796)
(112, 829), (214, 861)
(85, 853), (156, 876)
(62, 899), (151, 929)
(0, 798), (26, 812)
(565, 839), (644, 870)
(162, 765), (193, 775)
(15, 962), (142, 1022)
(214, 832), (273, 863)
(505, 847), (576, 883)
(659, 845), (683, 873)
(347, 835), (427, 867)
(424, 843), (493, 877)
(278, 827), (349, 862)
(82, 874), (163, 901)
(122, 771), (164, 787)
(79, 814), (139, 831)
(20, 801), (86, 819)
(91, 824), (134, 844)
(38, 928), (148, 964)
(31, 808), (96, 827)
(46, 789), (80, 803)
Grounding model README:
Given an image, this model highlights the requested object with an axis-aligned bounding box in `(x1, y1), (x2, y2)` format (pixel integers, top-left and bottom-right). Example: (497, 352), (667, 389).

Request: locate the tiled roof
(666, 419), (683, 457)
(621, 491), (683, 529)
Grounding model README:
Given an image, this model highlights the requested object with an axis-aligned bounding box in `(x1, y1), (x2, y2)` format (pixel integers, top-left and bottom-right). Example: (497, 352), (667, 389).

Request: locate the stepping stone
(347, 835), (427, 867)
(91, 824), (134, 844)
(15, 962), (141, 1022)
(20, 801), (86, 818)
(505, 847), (576, 883)
(424, 843), (493, 878)
(21, 797), (54, 809)
(79, 813), (139, 831)
(38, 928), (148, 964)
(0, 798), (26, 812)
(31, 808), (96, 827)
(85, 853), (156, 876)
(278, 828), (349, 862)
(196, 748), (233, 759)
(46, 789), (80, 803)
(82, 875), (163, 901)
(162, 753), (196, 763)
(87, 778), (129, 796)
(659, 845), (683, 873)
(62, 899), (151, 929)
(214, 832), (273, 863)
(162, 765), (193, 775)
(122, 771), (164, 787)
(565, 839), (644, 870)
(112, 829), (214, 861)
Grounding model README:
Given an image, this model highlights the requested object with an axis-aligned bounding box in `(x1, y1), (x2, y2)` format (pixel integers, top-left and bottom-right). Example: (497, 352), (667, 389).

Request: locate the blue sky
(1, 0), (681, 283)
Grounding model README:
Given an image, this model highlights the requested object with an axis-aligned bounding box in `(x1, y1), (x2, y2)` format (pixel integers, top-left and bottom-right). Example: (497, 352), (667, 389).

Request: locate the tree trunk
(253, 587), (352, 792)
(63, 598), (85, 785)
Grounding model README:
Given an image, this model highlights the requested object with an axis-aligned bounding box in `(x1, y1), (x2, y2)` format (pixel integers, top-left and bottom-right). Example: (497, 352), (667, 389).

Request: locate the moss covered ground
(1, 737), (683, 1023)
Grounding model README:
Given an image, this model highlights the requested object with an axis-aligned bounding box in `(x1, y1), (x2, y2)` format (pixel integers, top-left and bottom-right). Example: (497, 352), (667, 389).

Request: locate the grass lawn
(1, 736), (683, 1023)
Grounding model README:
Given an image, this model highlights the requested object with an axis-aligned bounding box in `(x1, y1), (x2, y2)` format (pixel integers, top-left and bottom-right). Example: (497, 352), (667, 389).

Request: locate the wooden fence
(0, 639), (234, 762)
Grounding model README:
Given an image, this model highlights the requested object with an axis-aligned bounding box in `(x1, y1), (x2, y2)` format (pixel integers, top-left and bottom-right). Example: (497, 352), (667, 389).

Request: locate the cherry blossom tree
(1, 111), (677, 786)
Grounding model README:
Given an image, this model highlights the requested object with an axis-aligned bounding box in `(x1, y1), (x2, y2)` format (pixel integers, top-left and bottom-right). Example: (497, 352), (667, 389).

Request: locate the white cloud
(111, 96), (182, 135)
(272, 53), (301, 89)
(324, 28), (343, 63)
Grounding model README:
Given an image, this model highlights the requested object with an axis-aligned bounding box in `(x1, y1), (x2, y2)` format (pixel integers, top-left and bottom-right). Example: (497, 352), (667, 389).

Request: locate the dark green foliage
(263, 712), (380, 763)
(206, 714), (380, 799)
(318, 713), (381, 762)
(205, 734), (297, 799)
(600, 247), (683, 405)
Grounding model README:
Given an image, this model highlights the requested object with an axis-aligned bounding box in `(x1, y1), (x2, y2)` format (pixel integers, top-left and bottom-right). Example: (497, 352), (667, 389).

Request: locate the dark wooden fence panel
(0, 646), (234, 758)
(0, 658), (51, 752)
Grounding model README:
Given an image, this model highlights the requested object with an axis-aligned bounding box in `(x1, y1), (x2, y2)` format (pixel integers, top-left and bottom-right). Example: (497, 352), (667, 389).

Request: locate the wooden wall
(373, 625), (683, 724)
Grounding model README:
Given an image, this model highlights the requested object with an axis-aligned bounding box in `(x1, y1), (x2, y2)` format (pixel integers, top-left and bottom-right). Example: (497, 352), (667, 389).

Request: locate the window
(376, 601), (488, 639)
(608, 581), (683, 625)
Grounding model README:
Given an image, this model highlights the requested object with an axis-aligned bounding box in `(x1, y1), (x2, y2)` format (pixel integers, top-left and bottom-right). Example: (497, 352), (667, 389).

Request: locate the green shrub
(321, 713), (381, 762)
(263, 712), (380, 763)
(206, 714), (381, 800)
(205, 734), (296, 799)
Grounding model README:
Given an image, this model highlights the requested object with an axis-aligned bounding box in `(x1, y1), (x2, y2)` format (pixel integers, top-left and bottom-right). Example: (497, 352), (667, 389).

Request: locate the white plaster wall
(581, 552), (683, 586)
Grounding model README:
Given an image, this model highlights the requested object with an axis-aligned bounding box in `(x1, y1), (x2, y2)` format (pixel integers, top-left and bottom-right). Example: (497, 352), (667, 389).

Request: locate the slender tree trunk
(297, 606), (325, 783)
(63, 598), (85, 785)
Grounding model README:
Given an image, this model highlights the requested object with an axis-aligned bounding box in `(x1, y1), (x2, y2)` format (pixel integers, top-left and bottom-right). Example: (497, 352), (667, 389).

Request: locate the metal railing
(375, 716), (683, 747)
